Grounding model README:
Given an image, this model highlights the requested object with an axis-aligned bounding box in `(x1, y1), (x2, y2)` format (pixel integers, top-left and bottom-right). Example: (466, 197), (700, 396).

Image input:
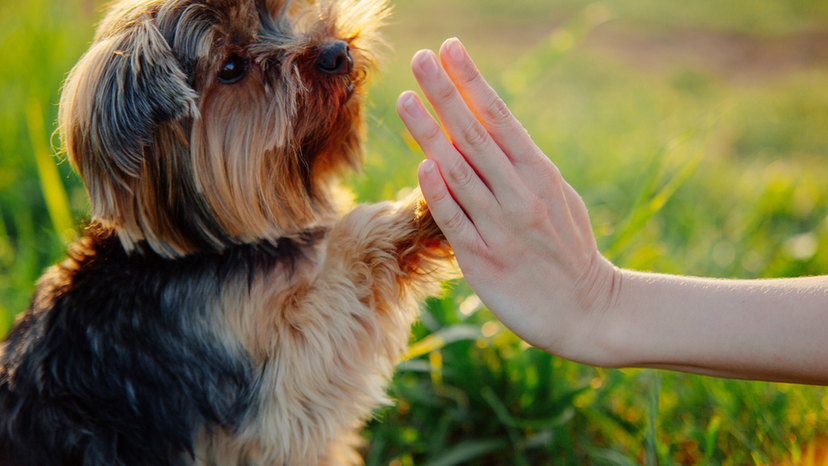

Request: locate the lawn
(2, 0), (828, 464)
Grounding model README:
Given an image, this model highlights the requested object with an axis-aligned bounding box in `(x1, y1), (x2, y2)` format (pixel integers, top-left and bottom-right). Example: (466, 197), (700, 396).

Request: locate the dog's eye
(218, 55), (246, 84)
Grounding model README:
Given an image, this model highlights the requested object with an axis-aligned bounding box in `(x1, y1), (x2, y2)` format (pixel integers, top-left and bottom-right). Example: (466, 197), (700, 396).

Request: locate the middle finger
(411, 49), (518, 198)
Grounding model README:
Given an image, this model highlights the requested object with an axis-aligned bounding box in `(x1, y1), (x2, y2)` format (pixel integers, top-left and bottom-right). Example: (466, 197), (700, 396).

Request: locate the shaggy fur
(0, 0), (452, 464)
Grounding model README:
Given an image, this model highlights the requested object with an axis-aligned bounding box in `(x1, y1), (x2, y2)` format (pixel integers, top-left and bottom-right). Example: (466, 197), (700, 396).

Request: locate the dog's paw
(412, 190), (445, 243)
(395, 188), (452, 274)
(327, 190), (453, 282)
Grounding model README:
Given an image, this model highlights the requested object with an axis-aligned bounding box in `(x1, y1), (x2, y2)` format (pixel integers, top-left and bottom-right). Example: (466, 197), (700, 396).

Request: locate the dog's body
(0, 1), (450, 465)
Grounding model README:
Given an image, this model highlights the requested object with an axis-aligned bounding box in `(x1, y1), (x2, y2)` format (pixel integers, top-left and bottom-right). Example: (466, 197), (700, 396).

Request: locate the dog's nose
(317, 41), (353, 75)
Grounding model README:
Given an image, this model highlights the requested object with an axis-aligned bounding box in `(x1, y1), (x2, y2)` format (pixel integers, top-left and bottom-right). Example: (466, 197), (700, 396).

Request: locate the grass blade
(703, 415), (723, 463)
(26, 99), (73, 243)
(604, 132), (704, 262)
(404, 324), (482, 360)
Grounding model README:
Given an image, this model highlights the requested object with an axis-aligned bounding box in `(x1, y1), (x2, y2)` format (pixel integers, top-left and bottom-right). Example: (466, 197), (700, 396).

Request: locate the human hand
(396, 38), (622, 365)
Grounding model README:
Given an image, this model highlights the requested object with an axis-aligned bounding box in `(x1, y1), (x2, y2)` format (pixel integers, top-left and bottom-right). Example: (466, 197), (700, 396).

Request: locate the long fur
(0, 1), (451, 465)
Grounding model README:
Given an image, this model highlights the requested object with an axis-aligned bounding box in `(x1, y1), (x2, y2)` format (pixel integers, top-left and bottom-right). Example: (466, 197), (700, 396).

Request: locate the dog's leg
(312, 191), (452, 465)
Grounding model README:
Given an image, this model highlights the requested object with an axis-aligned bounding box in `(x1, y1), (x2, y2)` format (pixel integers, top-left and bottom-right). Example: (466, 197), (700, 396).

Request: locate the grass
(3, 0), (828, 464)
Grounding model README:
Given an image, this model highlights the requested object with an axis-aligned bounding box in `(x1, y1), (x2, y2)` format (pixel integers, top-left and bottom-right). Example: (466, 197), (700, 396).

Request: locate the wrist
(552, 254), (626, 368)
(580, 262), (628, 368)
(593, 268), (674, 370)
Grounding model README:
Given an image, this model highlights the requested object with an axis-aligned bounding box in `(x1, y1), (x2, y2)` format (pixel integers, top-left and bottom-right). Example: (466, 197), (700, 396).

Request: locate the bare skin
(397, 37), (828, 386)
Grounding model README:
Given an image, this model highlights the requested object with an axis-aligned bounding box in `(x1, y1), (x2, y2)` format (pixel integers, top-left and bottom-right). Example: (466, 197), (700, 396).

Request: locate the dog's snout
(317, 41), (353, 75)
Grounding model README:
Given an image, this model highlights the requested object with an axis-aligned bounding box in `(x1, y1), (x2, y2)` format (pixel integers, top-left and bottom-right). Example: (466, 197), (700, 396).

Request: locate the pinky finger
(418, 159), (485, 254)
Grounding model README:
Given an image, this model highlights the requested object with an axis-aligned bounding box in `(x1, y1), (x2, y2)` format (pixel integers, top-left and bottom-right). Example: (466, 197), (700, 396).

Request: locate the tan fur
(207, 195), (448, 464)
(53, 0), (452, 464)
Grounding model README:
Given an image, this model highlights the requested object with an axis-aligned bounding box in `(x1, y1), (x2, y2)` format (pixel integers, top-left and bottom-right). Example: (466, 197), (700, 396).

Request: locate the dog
(0, 0), (452, 464)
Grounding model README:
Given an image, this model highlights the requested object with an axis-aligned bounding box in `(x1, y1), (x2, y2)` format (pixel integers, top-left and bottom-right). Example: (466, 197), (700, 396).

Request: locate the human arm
(608, 272), (828, 385)
(396, 37), (828, 385)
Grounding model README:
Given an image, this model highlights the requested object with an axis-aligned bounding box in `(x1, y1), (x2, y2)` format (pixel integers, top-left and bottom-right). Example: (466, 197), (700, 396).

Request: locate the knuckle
(482, 96), (513, 127)
(421, 121), (445, 146)
(538, 158), (563, 185)
(446, 159), (476, 191)
(459, 119), (490, 150)
(459, 65), (487, 95)
(429, 178), (452, 205)
(461, 70), (513, 129)
(435, 80), (456, 103)
(443, 207), (467, 234)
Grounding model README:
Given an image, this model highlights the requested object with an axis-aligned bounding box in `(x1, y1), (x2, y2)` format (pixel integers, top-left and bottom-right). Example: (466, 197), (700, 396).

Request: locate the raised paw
(394, 188), (453, 275)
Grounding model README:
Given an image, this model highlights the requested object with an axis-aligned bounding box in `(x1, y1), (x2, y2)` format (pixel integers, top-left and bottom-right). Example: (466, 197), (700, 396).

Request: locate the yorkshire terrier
(0, 0), (452, 464)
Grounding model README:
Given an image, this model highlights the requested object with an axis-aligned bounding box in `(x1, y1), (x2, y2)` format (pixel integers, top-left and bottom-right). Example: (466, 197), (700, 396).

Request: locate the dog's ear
(59, 17), (198, 243)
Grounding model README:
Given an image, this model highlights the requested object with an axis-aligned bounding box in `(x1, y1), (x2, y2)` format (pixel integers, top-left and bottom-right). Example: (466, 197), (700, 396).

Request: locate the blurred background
(2, 0), (828, 464)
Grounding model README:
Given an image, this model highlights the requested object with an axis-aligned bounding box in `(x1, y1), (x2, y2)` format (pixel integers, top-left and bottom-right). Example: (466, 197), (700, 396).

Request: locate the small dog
(0, 0), (451, 464)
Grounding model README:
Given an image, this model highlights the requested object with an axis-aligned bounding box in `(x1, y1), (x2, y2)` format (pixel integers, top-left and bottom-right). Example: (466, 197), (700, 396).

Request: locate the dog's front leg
(246, 192), (450, 466)
(296, 191), (451, 465)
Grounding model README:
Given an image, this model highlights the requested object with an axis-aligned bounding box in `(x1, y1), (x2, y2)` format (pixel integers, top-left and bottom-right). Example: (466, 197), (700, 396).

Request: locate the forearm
(599, 271), (828, 384)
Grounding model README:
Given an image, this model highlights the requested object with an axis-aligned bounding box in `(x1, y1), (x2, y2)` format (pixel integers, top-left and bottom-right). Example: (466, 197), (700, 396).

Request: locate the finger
(438, 38), (550, 176)
(396, 91), (497, 225)
(417, 159), (486, 255)
(410, 49), (518, 198)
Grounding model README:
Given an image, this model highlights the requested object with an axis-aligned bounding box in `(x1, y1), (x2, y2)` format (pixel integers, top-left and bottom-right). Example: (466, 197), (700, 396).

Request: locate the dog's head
(59, 0), (388, 257)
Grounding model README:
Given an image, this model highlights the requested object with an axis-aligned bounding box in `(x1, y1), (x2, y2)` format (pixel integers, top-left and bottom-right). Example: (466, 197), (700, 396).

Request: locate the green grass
(3, 0), (828, 464)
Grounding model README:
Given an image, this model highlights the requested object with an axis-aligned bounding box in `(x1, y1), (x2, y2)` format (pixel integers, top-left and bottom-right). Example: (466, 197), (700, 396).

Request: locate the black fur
(0, 225), (323, 466)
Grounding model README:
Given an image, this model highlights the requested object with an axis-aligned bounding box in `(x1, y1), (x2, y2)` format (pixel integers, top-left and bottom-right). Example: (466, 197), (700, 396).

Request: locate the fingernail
(419, 50), (439, 76)
(446, 38), (466, 62)
(420, 159), (437, 180)
(402, 92), (423, 119)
